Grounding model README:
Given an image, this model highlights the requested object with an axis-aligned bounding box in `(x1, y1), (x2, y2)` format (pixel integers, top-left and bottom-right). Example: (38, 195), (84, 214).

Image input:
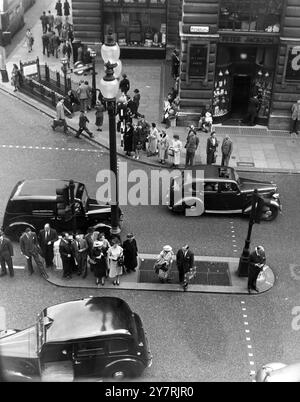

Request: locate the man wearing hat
(0, 230), (14, 277)
(185, 126), (199, 167)
(221, 135), (233, 166)
(20, 228), (48, 278)
(176, 245), (194, 288)
(119, 74), (130, 95)
(248, 245), (266, 293)
(122, 233), (138, 273)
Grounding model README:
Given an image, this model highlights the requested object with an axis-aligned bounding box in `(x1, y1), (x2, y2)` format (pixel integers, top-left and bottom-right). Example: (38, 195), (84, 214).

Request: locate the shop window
(219, 0), (282, 33)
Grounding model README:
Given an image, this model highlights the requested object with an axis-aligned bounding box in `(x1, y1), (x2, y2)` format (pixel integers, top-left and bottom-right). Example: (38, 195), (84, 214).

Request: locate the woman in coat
(147, 123), (158, 156)
(107, 237), (124, 286)
(90, 240), (108, 286)
(170, 134), (182, 168)
(124, 122), (133, 156)
(132, 123), (142, 160)
(25, 29), (34, 53)
(154, 245), (174, 283)
(122, 233), (138, 273)
(11, 64), (21, 92)
(157, 130), (169, 164)
(95, 101), (105, 131)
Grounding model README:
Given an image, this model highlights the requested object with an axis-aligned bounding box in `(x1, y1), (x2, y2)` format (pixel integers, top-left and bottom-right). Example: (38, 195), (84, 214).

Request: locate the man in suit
(20, 228), (48, 278)
(290, 99), (300, 134)
(38, 223), (58, 268)
(176, 245), (194, 288)
(206, 131), (219, 165)
(248, 245), (266, 293)
(0, 230), (14, 277)
(72, 232), (88, 277)
(221, 135), (233, 166)
(59, 232), (74, 279)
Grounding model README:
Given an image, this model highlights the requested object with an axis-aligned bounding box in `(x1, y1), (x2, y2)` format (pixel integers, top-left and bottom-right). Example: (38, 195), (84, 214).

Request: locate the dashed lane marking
(240, 300), (257, 382)
(0, 144), (103, 154)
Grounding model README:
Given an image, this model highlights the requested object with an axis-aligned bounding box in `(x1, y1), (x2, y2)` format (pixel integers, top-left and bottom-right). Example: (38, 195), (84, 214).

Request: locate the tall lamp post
(89, 48), (97, 108)
(61, 56), (68, 96)
(99, 30), (122, 235)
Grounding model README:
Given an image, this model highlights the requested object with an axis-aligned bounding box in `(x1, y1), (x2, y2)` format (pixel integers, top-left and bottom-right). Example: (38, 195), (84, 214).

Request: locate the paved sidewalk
(1, 0), (300, 173)
(45, 254), (275, 294)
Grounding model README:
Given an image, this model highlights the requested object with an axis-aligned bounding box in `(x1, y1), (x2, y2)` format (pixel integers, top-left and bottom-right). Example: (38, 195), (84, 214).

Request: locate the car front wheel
(261, 205), (279, 221)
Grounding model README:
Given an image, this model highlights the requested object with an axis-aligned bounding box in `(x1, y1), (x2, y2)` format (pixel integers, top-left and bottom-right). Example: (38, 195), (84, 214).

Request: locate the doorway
(230, 75), (251, 118)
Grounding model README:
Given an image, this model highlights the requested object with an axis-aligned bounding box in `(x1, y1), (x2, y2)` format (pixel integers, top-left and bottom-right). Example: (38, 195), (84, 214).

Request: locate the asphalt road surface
(0, 92), (300, 381)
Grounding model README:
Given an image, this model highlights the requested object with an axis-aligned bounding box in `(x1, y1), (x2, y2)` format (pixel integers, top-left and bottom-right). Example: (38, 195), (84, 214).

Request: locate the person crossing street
(75, 110), (94, 138)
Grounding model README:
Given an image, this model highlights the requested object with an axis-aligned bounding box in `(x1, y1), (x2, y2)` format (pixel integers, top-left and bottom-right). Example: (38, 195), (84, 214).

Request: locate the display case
(212, 66), (232, 118)
(103, 0), (167, 58)
(252, 69), (273, 120)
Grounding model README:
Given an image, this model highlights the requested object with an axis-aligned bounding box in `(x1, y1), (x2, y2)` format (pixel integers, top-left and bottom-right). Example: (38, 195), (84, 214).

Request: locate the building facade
(71, 0), (300, 130)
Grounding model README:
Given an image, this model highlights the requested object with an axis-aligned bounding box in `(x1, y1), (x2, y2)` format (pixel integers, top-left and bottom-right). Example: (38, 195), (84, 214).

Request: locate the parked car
(256, 362), (300, 382)
(2, 179), (123, 238)
(165, 165), (282, 221)
(0, 297), (152, 381)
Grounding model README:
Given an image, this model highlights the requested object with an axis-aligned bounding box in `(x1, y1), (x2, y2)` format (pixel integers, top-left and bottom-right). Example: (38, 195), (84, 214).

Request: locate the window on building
(219, 0), (282, 33)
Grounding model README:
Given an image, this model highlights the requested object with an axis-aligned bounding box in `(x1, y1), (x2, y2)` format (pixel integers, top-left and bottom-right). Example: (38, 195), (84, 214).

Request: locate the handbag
(168, 147), (175, 157)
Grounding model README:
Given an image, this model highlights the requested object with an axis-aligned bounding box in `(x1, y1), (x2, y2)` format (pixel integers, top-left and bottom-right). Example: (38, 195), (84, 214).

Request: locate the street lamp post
(237, 189), (259, 277)
(99, 30), (122, 235)
(61, 56), (68, 95)
(89, 48), (97, 108)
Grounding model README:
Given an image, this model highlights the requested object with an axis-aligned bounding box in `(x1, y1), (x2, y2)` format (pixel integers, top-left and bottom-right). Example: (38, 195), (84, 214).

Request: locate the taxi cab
(0, 297), (152, 381)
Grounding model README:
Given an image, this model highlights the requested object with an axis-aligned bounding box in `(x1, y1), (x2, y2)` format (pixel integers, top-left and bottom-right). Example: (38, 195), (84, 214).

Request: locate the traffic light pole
(69, 180), (77, 234)
(237, 189), (258, 277)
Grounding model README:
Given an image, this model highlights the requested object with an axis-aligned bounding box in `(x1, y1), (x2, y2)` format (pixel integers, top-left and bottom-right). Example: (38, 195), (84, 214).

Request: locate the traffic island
(45, 254), (275, 294)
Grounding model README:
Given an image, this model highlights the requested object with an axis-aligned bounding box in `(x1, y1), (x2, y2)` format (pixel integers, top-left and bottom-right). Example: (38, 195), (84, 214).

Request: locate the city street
(0, 91), (300, 381)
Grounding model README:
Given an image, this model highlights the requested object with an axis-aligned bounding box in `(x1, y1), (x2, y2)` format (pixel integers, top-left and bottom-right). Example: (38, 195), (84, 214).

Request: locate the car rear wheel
(103, 362), (142, 380)
(262, 205), (278, 221)
(4, 225), (33, 240)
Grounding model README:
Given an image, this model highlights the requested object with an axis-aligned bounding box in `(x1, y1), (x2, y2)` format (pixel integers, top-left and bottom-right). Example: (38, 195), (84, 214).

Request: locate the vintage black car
(2, 179), (123, 238)
(166, 165), (282, 221)
(0, 297), (152, 381)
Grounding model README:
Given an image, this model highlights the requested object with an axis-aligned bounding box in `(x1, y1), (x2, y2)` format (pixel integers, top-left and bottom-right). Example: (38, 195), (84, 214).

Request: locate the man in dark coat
(63, 0), (70, 17)
(38, 223), (58, 268)
(122, 233), (138, 273)
(124, 122), (133, 156)
(176, 245), (194, 286)
(75, 110), (94, 138)
(0, 230), (14, 277)
(119, 74), (130, 95)
(243, 96), (259, 126)
(221, 135), (233, 166)
(41, 31), (50, 56)
(59, 233), (74, 279)
(55, 0), (63, 16)
(20, 228), (48, 278)
(206, 131), (219, 165)
(248, 246), (266, 293)
(40, 11), (48, 33)
(72, 233), (88, 277)
(171, 49), (180, 79)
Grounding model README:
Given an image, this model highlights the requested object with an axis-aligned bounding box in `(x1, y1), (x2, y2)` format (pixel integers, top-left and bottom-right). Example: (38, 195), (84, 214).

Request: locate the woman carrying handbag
(154, 245), (174, 283)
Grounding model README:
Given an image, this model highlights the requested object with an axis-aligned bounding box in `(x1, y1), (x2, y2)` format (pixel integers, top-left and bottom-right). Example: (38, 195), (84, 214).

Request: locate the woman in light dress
(170, 133), (182, 168)
(155, 245), (174, 283)
(157, 130), (169, 165)
(147, 122), (159, 156)
(107, 237), (124, 286)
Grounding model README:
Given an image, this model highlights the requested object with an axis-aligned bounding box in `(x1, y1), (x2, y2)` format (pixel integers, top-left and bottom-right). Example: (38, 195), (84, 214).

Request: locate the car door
(217, 181), (243, 212)
(204, 181), (225, 212)
(72, 340), (107, 378)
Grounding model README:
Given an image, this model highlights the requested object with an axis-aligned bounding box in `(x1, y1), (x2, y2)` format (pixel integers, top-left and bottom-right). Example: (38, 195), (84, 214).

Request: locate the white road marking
(0, 307), (6, 330)
(247, 345), (252, 349)
(244, 322), (248, 325)
(14, 266), (26, 270)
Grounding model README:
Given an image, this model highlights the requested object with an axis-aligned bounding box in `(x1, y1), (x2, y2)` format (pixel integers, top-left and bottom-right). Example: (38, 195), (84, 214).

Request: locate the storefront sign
(188, 44), (208, 79)
(220, 34), (278, 45)
(190, 26), (209, 34)
(285, 46), (300, 82)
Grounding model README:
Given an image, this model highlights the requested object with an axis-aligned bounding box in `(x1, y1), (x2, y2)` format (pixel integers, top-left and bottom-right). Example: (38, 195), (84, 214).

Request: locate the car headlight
(272, 193), (280, 199)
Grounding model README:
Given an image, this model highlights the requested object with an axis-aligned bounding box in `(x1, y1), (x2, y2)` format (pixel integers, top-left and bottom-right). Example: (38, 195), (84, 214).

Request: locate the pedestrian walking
(0, 230), (14, 278)
(51, 97), (69, 134)
(248, 246), (266, 293)
(119, 73), (130, 95)
(11, 64), (21, 92)
(59, 233), (74, 279)
(76, 80), (90, 112)
(171, 49), (180, 79)
(221, 135), (233, 166)
(63, 0), (70, 19)
(38, 223), (58, 268)
(158, 130), (169, 164)
(185, 126), (199, 167)
(147, 123), (158, 156)
(62, 40), (72, 65)
(243, 95), (259, 126)
(40, 11), (48, 33)
(47, 10), (54, 31)
(54, 14), (63, 37)
(290, 99), (300, 135)
(72, 232), (88, 277)
(20, 228), (48, 278)
(132, 89), (144, 118)
(55, 0), (63, 16)
(52, 32), (61, 58)
(95, 101), (105, 131)
(169, 134), (182, 168)
(132, 123), (142, 160)
(122, 233), (138, 273)
(124, 122), (133, 156)
(154, 245), (174, 283)
(107, 237), (124, 286)
(90, 240), (108, 286)
(66, 89), (79, 115)
(139, 118), (150, 151)
(76, 110), (94, 138)
(42, 31), (50, 56)
(206, 131), (219, 165)
(25, 29), (34, 53)
(176, 245), (194, 291)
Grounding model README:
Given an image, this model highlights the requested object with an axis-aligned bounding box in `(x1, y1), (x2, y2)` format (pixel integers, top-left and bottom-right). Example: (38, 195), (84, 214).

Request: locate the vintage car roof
(41, 297), (136, 343)
(11, 179), (81, 201)
(183, 165), (235, 180)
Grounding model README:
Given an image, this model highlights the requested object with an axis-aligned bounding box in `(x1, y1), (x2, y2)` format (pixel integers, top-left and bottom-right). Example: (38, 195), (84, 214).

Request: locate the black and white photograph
(0, 0), (300, 386)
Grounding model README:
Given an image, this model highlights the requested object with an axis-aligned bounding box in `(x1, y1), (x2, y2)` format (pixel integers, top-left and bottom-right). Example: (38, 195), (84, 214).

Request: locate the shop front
(213, 35), (279, 125)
